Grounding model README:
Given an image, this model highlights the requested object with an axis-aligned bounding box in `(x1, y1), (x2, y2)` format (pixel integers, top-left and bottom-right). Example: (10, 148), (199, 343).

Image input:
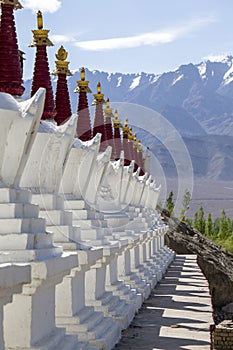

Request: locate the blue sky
(14, 0), (233, 79)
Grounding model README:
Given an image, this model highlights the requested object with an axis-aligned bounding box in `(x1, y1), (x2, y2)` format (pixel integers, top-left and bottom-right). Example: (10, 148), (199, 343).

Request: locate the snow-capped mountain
(24, 55), (233, 137)
(23, 56), (233, 180)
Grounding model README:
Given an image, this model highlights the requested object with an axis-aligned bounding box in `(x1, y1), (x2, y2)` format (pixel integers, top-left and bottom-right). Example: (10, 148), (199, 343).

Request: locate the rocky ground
(160, 208), (233, 324)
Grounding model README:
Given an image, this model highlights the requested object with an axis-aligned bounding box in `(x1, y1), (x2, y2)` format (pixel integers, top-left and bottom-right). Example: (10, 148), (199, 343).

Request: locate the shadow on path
(115, 254), (213, 350)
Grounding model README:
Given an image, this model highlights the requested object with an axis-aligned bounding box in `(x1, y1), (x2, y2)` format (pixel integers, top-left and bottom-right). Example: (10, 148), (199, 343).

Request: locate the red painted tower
(30, 11), (56, 120)
(92, 82), (107, 151)
(53, 46), (72, 125)
(113, 110), (122, 160)
(75, 67), (92, 141)
(122, 118), (131, 166)
(0, 0), (24, 96)
(104, 98), (114, 156)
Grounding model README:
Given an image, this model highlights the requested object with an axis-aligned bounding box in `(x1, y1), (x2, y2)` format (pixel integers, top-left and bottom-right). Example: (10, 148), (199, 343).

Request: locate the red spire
(29, 11), (56, 120)
(52, 46), (72, 125)
(113, 110), (122, 160)
(75, 67), (92, 141)
(92, 82), (107, 151)
(122, 118), (131, 166)
(0, 0), (24, 96)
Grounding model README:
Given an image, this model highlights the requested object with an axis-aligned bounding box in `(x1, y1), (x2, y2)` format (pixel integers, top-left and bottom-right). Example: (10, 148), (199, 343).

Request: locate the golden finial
(92, 82), (105, 105)
(106, 97), (110, 107)
(74, 67), (92, 93)
(122, 118), (129, 135)
(133, 133), (137, 147)
(137, 140), (143, 152)
(37, 10), (43, 29)
(113, 109), (121, 128)
(29, 10), (53, 47)
(128, 127), (134, 141)
(104, 97), (113, 117)
(55, 46), (68, 61)
(97, 82), (101, 94)
(80, 67), (85, 81)
(52, 46), (72, 76)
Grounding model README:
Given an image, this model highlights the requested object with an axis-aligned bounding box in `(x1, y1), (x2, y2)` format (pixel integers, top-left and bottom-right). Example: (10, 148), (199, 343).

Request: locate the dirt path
(115, 255), (213, 350)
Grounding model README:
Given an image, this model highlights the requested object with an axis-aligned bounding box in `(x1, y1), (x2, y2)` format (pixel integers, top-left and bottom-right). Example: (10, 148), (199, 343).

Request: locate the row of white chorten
(0, 2), (174, 350)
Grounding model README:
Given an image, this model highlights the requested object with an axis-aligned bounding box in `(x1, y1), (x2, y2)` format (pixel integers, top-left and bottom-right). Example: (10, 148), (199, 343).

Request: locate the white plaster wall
(0, 89), (45, 187)
(19, 115), (76, 193)
(60, 134), (101, 198)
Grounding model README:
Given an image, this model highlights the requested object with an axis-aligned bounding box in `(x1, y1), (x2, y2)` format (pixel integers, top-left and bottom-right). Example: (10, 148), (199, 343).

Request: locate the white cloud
(75, 16), (216, 51)
(203, 54), (229, 62)
(50, 34), (71, 43)
(21, 0), (61, 13)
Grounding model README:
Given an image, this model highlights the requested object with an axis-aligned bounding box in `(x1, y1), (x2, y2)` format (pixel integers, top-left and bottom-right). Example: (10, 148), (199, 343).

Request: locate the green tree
(205, 213), (213, 237)
(193, 206), (205, 234)
(213, 218), (220, 236)
(166, 191), (174, 216)
(180, 189), (191, 221)
(219, 210), (231, 239)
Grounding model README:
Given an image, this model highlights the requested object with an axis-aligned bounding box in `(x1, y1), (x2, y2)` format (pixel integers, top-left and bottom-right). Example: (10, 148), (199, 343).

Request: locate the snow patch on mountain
(172, 74), (184, 86)
(129, 75), (141, 90)
(117, 76), (122, 87)
(223, 63), (233, 85)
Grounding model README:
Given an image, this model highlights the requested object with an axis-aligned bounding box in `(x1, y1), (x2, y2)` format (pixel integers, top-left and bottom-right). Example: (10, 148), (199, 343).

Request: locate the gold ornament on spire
(104, 97), (113, 117)
(74, 67), (92, 93)
(1, 0), (23, 10)
(56, 46), (68, 61)
(137, 140), (143, 152)
(92, 82), (105, 105)
(29, 10), (53, 47)
(133, 133), (137, 148)
(52, 46), (72, 76)
(128, 127), (134, 141)
(37, 10), (43, 29)
(113, 109), (121, 128)
(122, 118), (129, 135)
(80, 67), (85, 81)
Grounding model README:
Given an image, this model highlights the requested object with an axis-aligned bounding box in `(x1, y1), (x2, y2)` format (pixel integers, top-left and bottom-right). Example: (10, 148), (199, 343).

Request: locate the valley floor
(160, 178), (233, 220)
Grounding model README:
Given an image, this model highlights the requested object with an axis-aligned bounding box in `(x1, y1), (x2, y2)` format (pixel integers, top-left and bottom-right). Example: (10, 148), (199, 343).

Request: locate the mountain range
(24, 55), (233, 180)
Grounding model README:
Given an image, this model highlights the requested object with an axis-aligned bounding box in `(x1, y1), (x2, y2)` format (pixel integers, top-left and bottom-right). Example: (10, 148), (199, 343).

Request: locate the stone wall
(213, 321), (233, 350)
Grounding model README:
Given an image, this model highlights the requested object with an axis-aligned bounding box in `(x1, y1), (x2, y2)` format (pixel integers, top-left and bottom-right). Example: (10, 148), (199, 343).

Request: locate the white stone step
(132, 266), (157, 288)
(121, 273), (151, 299)
(87, 318), (121, 350)
(40, 210), (73, 226)
(0, 246), (62, 263)
(0, 218), (46, 234)
(31, 193), (64, 210)
(0, 203), (39, 219)
(50, 225), (80, 243)
(0, 232), (53, 250)
(0, 188), (31, 204)
(73, 219), (107, 229)
(70, 209), (104, 220)
(78, 229), (106, 241)
(25, 327), (87, 350)
(60, 308), (104, 334)
(64, 199), (86, 210)
(63, 308), (121, 350)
